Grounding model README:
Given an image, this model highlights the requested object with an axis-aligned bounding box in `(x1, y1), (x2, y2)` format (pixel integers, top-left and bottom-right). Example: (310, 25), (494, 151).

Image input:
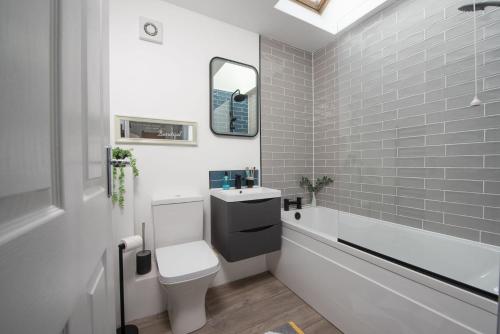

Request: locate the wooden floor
(131, 272), (342, 334)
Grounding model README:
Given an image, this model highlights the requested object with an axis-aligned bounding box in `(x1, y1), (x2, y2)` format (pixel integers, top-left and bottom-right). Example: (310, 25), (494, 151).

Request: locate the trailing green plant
(300, 175), (334, 194)
(112, 147), (139, 208)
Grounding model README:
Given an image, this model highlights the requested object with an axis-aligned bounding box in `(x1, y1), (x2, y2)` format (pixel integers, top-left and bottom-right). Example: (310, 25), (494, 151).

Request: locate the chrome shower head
(458, 1), (500, 11)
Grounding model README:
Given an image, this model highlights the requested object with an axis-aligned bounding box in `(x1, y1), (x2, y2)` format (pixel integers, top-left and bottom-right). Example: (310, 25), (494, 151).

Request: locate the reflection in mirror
(210, 57), (259, 137)
(115, 115), (197, 145)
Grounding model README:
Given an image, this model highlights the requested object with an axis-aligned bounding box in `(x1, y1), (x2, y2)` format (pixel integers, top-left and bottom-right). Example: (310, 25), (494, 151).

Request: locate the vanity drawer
(226, 197), (280, 232)
(210, 194), (282, 263)
(225, 224), (281, 262)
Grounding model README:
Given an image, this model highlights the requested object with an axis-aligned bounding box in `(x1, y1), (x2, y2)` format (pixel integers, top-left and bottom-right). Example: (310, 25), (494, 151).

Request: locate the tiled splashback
(209, 170), (260, 189)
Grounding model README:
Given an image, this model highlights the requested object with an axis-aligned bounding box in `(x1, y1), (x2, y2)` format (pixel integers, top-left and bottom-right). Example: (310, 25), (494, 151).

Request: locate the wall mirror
(210, 57), (259, 137)
(115, 115), (197, 145)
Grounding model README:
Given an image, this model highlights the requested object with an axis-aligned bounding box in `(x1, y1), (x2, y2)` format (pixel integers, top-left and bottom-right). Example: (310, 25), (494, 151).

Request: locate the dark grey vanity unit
(210, 188), (282, 262)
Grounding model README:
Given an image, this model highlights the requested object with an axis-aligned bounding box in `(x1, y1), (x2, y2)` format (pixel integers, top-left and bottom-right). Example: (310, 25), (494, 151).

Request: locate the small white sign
(139, 17), (163, 44)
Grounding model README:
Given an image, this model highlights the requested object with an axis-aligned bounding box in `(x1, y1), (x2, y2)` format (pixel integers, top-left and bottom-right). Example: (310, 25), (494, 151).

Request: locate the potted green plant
(112, 147), (139, 208)
(299, 176), (334, 207)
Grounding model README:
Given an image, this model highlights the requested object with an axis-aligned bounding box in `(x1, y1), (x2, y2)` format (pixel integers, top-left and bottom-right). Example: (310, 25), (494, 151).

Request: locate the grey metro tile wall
(260, 37), (314, 204)
(312, 0), (500, 246)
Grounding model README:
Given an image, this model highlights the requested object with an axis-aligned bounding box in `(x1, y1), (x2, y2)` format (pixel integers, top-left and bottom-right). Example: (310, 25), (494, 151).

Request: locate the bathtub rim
(281, 205), (499, 314)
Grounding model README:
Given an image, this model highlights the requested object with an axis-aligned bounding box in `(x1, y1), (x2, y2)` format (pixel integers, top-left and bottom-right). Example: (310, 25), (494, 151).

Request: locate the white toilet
(152, 194), (220, 334)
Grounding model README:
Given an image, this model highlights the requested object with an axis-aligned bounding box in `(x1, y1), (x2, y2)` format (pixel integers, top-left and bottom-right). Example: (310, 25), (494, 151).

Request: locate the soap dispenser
(222, 172), (230, 190)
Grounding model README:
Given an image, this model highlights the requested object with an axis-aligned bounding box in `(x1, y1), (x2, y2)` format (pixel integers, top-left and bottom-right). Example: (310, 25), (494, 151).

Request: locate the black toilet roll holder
(116, 242), (139, 334)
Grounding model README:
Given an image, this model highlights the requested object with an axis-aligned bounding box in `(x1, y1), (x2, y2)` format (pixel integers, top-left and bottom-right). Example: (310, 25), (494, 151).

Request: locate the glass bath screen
(313, 0), (500, 296)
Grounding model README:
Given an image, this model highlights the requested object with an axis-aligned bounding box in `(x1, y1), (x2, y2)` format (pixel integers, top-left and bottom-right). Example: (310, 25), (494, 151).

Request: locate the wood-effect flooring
(130, 272), (342, 334)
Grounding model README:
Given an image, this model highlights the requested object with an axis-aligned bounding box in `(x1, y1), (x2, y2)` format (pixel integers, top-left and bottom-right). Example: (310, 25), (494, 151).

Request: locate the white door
(0, 0), (114, 333)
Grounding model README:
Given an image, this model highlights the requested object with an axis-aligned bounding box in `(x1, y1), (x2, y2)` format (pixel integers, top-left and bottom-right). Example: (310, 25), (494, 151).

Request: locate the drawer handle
(241, 198), (274, 204)
(239, 225), (274, 233)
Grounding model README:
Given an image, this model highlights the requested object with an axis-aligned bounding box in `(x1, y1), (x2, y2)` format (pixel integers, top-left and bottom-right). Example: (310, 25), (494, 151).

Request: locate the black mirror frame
(209, 56), (260, 138)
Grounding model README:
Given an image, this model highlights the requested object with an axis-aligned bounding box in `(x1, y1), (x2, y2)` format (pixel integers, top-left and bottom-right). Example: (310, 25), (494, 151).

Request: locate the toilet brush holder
(136, 250), (151, 275)
(136, 222), (151, 275)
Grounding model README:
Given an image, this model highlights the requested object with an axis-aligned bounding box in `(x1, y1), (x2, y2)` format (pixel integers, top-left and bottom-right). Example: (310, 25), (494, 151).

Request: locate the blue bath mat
(266, 321), (304, 334)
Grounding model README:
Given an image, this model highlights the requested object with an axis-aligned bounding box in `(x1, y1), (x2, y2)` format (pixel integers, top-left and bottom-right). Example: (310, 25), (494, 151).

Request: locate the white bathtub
(267, 206), (499, 334)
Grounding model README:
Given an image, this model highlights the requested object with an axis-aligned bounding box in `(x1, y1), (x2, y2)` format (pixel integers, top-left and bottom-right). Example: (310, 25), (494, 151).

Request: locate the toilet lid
(156, 241), (220, 284)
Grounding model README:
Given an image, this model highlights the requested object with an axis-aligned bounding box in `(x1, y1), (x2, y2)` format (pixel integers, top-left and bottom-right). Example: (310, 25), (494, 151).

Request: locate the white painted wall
(109, 0), (266, 321)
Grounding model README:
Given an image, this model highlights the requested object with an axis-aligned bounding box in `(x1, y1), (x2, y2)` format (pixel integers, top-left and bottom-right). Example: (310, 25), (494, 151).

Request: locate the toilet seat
(156, 240), (220, 285)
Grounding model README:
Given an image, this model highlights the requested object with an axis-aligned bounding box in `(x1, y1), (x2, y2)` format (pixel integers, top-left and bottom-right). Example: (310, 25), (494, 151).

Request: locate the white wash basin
(210, 187), (281, 202)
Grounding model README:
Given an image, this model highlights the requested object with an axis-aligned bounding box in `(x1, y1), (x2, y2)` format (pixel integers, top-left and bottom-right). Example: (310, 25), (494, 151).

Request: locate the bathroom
(1, 0), (500, 333)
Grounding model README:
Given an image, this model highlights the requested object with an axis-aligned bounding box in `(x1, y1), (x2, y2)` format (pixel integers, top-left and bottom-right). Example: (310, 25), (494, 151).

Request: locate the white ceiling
(162, 0), (336, 51)
(162, 0), (395, 51)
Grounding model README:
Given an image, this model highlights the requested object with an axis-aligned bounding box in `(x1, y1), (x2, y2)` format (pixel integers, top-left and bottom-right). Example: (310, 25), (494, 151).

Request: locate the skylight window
(294, 0), (329, 13)
(275, 0), (392, 35)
